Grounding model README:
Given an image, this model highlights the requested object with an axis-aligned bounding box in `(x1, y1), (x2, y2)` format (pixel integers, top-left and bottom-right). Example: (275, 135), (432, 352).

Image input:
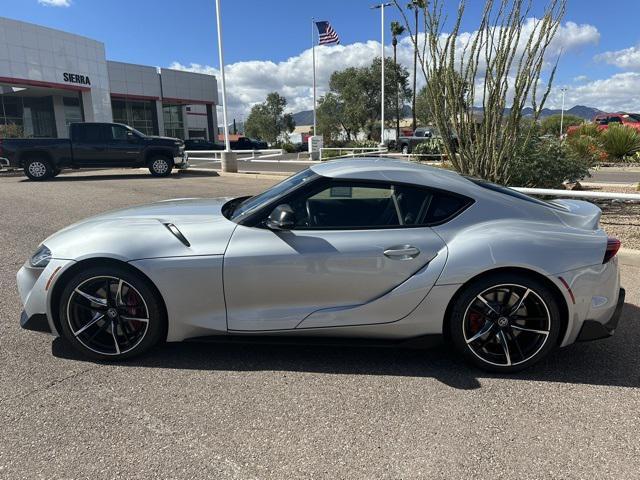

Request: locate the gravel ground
(1, 169), (639, 480)
(582, 183), (640, 250)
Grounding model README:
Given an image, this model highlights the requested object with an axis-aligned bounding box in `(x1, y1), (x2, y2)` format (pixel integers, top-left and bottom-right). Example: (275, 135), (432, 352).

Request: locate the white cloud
(546, 73), (640, 112)
(595, 45), (640, 70)
(170, 20), (599, 122)
(573, 75), (589, 83)
(38, 0), (72, 6)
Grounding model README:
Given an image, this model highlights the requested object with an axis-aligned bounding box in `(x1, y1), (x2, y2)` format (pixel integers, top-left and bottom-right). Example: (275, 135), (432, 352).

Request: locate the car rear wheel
(58, 265), (166, 361)
(24, 158), (53, 181)
(148, 156), (173, 177)
(449, 273), (561, 373)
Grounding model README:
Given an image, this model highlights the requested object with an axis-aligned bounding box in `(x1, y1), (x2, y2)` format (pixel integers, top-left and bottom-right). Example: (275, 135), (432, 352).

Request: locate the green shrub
(413, 138), (444, 157)
(575, 123), (601, 138)
(601, 124), (640, 161)
(509, 135), (591, 188)
(566, 134), (605, 164)
(0, 123), (23, 138)
(345, 139), (379, 149)
(280, 142), (297, 153)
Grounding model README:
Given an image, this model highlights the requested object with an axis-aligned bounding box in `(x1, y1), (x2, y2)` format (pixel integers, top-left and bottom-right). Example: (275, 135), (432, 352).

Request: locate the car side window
(75, 124), (104, 143)
(290, 182), (400, 228)
(394, 184), (471, 225)
(109, 125), (130, 142)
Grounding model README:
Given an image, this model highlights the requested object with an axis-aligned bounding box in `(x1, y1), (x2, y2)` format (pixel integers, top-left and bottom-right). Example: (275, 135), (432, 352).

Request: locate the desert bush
(280, 142), (297, 153)
(413, 138), (444, 157)
(601, 124), (640, 161)
(574, 123), (600, 138)
(509, 135), (590, 188)
(566, 134), (606, 164)
(0, 123), (23, 138)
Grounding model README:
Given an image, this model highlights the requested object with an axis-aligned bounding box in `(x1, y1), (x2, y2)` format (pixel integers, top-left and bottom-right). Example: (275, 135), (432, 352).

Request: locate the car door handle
(383, 245), (420, 260)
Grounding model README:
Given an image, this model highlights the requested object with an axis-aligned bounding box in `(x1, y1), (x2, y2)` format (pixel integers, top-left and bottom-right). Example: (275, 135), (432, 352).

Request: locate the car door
(223, 179), (463, 331)
(103, 124), (143, 166)
(72, 124), (109, 166)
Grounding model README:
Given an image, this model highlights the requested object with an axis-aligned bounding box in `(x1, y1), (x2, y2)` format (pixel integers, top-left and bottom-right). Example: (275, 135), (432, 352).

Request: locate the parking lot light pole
(372, 3), (392, 149)
(215, 0), (237, 172)
(559, 87), (567, 141)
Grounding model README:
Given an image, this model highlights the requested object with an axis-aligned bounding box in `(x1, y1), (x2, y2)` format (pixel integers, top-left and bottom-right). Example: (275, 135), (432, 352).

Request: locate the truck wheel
(148, 156), (173, 177)
(24, 158), (53, 181)
(402, 145), (409, 155)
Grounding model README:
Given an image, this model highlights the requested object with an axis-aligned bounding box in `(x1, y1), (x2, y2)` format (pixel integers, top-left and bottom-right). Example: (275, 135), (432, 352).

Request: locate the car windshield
(230, 168), (317, 220)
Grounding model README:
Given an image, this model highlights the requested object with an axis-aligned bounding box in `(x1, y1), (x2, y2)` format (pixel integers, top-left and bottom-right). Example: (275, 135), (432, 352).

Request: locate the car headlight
(30, 245), (52, 268)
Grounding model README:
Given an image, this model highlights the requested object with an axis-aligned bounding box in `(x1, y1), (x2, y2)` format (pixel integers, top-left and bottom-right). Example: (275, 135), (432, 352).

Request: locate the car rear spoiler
(550, 199), (602, 230)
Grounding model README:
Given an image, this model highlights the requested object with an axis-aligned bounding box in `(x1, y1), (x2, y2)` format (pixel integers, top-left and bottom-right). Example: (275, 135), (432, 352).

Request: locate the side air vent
(164, 223), (191, 247)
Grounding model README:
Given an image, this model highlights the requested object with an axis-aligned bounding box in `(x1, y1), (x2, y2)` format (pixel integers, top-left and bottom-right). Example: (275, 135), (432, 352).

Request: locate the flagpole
(372, 3), (391, 147)
(312, 19), (317, 137)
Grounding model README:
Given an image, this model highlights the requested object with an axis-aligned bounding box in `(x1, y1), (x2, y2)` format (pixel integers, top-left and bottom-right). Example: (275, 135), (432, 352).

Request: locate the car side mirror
(266, 204), (296, 231)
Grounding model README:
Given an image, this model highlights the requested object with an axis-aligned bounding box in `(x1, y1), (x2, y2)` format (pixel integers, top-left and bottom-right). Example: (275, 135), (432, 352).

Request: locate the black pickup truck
(0, 122), (188, 180)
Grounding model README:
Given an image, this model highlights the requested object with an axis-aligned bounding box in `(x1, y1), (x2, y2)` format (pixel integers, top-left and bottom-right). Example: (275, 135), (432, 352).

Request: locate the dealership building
(0, 17), (218, 140)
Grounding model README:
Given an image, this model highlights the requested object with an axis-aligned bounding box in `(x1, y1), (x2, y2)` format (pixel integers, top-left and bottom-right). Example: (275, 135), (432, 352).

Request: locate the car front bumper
(174, 151), (189, 168)
(17, 258), (75, 337)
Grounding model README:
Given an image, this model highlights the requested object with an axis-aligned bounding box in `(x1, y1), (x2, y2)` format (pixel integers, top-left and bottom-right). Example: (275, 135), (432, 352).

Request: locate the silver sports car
(18, 159), (624, 372)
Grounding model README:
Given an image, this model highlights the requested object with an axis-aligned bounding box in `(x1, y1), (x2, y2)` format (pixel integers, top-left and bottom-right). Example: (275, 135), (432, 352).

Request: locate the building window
(111, 98), (158, 136)
(63, 96), (83, 137)
(0, 90), (57, 138)
(163, 104), (184, 139)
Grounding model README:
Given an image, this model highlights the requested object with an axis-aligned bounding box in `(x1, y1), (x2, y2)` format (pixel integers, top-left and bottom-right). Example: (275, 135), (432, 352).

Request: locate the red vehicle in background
(567, 113), (640, 135)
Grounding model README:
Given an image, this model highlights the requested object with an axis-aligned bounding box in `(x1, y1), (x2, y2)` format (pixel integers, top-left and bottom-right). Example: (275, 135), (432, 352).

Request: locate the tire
(148, 155), (174, 177)
(58, 265), (166, 361)
(448, 273), (561, 373)
(402, 145), (409, 155)
(24, 158), (54, 181)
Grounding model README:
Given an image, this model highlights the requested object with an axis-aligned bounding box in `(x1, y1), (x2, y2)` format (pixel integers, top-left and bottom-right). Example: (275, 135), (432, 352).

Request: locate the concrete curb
(187, 168), (291, 181)
(619, 248), (640, 268)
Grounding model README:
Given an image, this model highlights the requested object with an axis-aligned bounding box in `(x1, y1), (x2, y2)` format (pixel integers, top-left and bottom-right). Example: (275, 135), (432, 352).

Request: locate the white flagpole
(312, 19), (317, 137)
(380, 4), (385, 147)
(215, 0), (230, 152)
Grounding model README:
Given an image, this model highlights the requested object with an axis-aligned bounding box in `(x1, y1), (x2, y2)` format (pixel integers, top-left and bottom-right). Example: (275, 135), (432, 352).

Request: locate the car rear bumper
(577, 288), (625, 341)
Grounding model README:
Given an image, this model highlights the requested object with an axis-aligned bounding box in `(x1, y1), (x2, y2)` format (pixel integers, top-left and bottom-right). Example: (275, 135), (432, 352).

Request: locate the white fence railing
(514, 187), (640, 201)
(186, 149), (284, 160)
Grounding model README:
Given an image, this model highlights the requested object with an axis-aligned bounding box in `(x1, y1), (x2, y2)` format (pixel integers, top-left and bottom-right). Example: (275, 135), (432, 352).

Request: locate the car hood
(43, 198), (239, 261)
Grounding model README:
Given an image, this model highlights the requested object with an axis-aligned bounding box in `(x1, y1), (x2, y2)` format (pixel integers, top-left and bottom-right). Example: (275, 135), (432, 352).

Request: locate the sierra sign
(63, 73), (91, 86)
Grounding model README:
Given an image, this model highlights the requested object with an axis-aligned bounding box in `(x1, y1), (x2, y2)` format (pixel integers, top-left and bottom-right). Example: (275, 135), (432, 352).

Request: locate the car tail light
(603, 237), (621, 263)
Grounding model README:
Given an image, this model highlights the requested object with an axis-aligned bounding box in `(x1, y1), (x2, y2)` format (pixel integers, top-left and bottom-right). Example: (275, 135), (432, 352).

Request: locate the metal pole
(215, 0), (230, 152)
(312, 19), (317, 137)
(560, 88), (567, 139)
(372, 3), (391, 147)
(380, 4), (385, 147)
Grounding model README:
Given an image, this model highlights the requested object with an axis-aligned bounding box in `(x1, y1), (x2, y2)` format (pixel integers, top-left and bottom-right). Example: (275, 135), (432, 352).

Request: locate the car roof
(310, 158), (476, 194)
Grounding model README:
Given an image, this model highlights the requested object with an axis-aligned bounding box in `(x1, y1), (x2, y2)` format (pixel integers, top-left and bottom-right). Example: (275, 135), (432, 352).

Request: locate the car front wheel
(148, 156), (174, 177)
(448, 273), (561, 373)
(58, 265), (166, 361)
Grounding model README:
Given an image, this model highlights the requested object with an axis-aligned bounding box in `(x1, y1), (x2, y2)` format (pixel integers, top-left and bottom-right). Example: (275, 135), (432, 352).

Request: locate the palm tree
(390, 21), (405, 143)
(407, 0), (425, 132)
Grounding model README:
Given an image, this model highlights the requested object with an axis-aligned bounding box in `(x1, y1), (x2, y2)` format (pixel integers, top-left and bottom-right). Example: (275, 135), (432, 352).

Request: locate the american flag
(316, 21), (340, 45)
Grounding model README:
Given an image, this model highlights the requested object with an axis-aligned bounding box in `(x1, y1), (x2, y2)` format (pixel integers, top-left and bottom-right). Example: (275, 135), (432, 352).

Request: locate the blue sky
(5, 0), (640, 118)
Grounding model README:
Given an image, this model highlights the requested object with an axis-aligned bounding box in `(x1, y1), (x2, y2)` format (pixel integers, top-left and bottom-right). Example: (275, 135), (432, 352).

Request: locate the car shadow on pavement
(51, 303), (640, 391)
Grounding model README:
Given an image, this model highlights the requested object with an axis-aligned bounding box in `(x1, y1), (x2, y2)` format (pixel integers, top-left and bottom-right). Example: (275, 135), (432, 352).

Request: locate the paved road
(588, 167), (640, 184)
(1, 170), (639, 479)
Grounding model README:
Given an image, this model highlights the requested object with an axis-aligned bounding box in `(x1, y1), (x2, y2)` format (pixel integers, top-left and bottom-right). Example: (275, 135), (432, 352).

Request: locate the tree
(395, 0), (567, 184)
(244, 92), (295, 144)
(327, 58), (411, 141)
(540, 114), (583, 136)
(390, 21), (406, 141)
(414, 86), (431, 126)
(407, 0), (425, 131)
(316, 93), (348, 142)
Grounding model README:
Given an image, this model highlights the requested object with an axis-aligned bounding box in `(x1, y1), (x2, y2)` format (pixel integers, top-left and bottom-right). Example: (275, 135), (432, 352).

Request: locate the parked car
(396, 127), (440, 154)
(17, 159), (623, 372)
(184, 139), (223, 151)
(0, 122), (188, 180)
(230, 137), (268, 150)
(567, 113), (640, 136)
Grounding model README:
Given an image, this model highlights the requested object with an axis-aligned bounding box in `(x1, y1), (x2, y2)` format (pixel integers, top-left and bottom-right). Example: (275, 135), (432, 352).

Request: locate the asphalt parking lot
(1, 169), (639, 480)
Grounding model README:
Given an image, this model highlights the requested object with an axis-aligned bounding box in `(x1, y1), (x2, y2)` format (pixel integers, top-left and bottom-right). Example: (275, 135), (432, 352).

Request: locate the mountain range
(290, 105), (605, 127)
